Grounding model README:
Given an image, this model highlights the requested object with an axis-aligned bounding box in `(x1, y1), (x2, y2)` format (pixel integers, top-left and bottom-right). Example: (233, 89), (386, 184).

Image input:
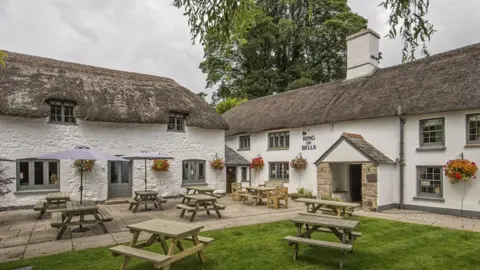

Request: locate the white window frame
(269, 162), (289, 182)
(467, 114), (480, 144)
(182, 160), (206, 185)
(268, 131), (290, 150)
(167, 113), (185, 132)
(49, 100), (76, 124)
(419, 117), (445, 147)
(17, 160), (60, 191)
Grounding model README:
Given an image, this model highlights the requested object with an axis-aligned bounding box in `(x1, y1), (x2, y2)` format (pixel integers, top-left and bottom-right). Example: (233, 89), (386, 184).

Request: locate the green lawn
(2, 217), (480, 270)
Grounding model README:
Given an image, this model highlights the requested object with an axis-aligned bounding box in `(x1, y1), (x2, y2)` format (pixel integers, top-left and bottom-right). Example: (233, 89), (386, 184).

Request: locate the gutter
(397, 106), (405, 209)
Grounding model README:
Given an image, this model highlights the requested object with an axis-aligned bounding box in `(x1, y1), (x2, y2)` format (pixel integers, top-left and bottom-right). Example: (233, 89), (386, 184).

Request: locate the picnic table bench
(240, 186), (276, 206)
(284, 215), (361, 269)
(259, 180), (285, 187)
(34, 192), (71, 219)
(128, 190), (166, 213)
(295, 198), (360, 217)
(182, 186), (221, 201)
(51, 200), (113, 239)
(177, 194), (225, 222)
(110, 219), (214, 269)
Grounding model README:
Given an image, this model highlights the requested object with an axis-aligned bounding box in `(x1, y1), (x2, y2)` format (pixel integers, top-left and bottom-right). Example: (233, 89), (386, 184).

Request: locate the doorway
(108, 160), (133, 197)
(226, 166), (237, 193)
(349, 164), (362, 202)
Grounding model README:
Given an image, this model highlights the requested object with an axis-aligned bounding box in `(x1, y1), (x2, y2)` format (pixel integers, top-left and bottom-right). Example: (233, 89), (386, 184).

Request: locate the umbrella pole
(144, 159), (147, 192)
(73, 159), (89, 233)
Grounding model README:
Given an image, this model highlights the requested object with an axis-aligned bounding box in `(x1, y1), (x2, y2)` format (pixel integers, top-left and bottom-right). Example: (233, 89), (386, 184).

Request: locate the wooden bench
(176, 204), (197, 211)
(184, 236), (215, 246)
(284, 236), (352, 268)
(127, 199), (137, 210)
(260, 180), (285, 187)
(111, 245), (172, 268)
(98, 208), (113, 222)
(298, 211), (344, 219)
(214, 203), (226, 210)
(51, 212), (63, 228)
(33, 200), (45, 211)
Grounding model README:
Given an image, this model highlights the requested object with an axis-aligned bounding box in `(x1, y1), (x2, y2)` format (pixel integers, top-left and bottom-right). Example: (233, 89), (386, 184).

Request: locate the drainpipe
(397, 106), (405, 209)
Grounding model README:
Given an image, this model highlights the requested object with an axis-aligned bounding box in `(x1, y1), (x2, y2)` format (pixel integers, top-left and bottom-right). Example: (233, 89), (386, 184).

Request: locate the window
(167, 113), (185, 132)
(420, 118), (444, 146)
(182, 160), (206, 184)
(417, 166), (442, 197)
(109, 161), (130, 184)
(268, 131), (290, 149)
(49, 100), (76, 124)
(239, 135), (250, 150)
(269, 162), (289, 181)
(17, 160), (60, 191)
(467, 114), (480, 144)
(241, 167), (248, 182)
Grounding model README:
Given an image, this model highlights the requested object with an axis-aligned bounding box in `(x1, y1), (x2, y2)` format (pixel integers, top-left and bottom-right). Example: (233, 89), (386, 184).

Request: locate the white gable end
(322, 140), (369, 163)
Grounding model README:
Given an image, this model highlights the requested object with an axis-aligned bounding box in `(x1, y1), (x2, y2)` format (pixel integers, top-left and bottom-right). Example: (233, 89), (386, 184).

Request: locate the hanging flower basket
(210, 154), (225, 170)
(444, 159), (478, 184)
(73, 160), (95, 173)
(249, 156), (264, 170)
(152, 159), (170, 172)
(290, 154), (308, 171)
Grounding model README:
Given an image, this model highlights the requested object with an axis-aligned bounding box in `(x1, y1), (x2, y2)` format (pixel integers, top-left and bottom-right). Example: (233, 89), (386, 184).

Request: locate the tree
(174, 0), (434, 62)
(0, 51), (7, 68)
(200, 0), (366, 100)
(0, 165), (14, 196)
(215, 97), (248, 114)
(196, 92), (208, 100)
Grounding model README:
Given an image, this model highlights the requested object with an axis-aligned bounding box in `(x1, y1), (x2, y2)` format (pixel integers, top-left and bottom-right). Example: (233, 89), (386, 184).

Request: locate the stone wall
(362, 163), (378, 211)
(317, 163), (332, 198)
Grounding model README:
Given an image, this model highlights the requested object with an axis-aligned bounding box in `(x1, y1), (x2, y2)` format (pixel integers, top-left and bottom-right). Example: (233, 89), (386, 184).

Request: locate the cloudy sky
(1, 0), (480, 99)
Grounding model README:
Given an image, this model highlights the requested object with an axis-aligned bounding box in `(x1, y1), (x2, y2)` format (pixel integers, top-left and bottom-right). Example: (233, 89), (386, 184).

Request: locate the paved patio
(1, 197), (480, 263)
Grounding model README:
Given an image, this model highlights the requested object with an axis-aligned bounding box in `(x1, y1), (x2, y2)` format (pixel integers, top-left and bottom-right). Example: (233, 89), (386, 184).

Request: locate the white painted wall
(0, 116), (226, 207)
(403, 110), (480, 212)
(377, 164), (398, 207)
(323, 141), (370, 163)
(226, 117), (399, 197)
(226, 109), (480, 213)
(331, 163), (349, 192)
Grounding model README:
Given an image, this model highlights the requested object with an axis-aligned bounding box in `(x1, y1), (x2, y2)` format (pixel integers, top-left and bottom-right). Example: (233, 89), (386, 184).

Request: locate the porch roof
(225, 146), (250, 166)
(314, 133), (396, 165)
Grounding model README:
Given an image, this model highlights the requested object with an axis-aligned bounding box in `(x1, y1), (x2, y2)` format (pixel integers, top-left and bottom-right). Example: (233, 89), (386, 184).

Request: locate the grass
(1, 217), (480, 270)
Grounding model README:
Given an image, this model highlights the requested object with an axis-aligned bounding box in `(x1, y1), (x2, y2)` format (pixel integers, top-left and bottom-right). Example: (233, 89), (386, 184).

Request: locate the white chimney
(346, 28), (380, 80)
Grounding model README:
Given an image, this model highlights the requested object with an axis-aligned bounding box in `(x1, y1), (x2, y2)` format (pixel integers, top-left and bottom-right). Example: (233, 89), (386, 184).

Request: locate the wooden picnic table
(295, 198), (360, 217)
(285, 215), (361, 269)
(34, 192), (71, 219)
(177, 194), (225, 222)
(128, 190), (165, 213)
(51, 200), (113, 240)
(111, 219), (214, 269)
(240, 186), (276, 206)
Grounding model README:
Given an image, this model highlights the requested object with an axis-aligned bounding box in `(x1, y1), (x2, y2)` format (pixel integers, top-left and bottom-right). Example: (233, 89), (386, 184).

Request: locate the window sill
(237, 148), (250, 151)
(166, 130), (186, 133)
(267, 148), (289, 151)
(413, 196), (445, 202)
(268, 179), (289, 182)
(416, 146), (446, 152)
(181, 183), (207, 187)
(14, 189), (60, 195)
(48, 122), (78, 126)
(465, 144), (480, 148)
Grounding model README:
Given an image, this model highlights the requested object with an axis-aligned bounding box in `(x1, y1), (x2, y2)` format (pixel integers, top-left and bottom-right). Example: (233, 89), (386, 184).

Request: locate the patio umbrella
(39, 146), (128, 204)
(121, 151), (173, 191)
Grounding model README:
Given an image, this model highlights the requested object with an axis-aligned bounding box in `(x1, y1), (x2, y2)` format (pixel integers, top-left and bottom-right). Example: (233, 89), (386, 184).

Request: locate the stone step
(104, 196), (132, 205)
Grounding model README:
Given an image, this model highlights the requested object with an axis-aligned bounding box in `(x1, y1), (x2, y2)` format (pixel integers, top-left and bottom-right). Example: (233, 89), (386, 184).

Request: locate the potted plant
(73, 160), (95, 173)
(290, 187), (313, 200)
(152, 159), (170, 172)
(290, 153), (307, 171)
(444, 159), (478, 184)
(249, 155), (264, 170)
(210, 154), (225, 170)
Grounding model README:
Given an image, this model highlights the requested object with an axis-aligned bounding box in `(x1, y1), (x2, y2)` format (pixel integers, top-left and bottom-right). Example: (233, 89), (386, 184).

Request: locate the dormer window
(49, 100), (76, 124)
(168, 113), (185, 132)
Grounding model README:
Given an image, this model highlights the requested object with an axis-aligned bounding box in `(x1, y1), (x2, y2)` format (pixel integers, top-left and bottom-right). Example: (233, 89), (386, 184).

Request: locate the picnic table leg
(176, 241), (185, 252)
(38, 207), (47, 220)
(57, 214), (73, 240)
(92, 211), (108, 233)
(189, 201), (200, 222)
(213, 201), (222, 219)
(293, 223), (302, 259)
(162, 239), (178, 270)
(339, 230), (347, 269)
(202, 201), (211, 215)
(159, 236), (169, 254)
(122, 231), (140, 270)
(157, 196), (164, 211)
(192, 234), (206, 263)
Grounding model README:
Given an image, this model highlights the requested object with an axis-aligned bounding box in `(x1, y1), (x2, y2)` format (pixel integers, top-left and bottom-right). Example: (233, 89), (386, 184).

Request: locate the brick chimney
(346, 28), (381, 80)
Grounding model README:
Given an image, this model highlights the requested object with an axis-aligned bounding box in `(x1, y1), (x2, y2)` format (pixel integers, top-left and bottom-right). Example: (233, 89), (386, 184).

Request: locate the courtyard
(0, 197), (479, 269)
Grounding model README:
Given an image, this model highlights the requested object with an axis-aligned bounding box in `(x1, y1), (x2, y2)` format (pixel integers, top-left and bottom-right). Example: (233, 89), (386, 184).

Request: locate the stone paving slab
(72, 234), (116, 251)
(24, 239), (72, 259)
(0, 245), (26, 263)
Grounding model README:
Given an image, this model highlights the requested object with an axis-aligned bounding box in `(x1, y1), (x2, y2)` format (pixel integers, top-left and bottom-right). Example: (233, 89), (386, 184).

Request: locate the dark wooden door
(349, 164), (362, 202)
(226, 166), (236, 193)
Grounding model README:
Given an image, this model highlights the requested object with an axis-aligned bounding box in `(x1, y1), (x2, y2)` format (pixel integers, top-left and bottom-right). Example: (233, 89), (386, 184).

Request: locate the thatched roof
(223, 42), (480, 136)
(225, 146), (249, 166)
(314, 133), (395, 165)
(0, 51), (228, 130)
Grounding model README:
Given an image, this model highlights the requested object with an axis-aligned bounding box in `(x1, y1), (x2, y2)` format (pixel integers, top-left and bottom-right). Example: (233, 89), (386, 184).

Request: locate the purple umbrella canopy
(122, 152), (173, 192)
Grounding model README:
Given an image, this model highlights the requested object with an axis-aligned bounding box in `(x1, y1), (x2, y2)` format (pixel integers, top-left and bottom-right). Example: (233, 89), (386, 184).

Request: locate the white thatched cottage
(223, 29), (480, 216)
(0, 52), (228, 208)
